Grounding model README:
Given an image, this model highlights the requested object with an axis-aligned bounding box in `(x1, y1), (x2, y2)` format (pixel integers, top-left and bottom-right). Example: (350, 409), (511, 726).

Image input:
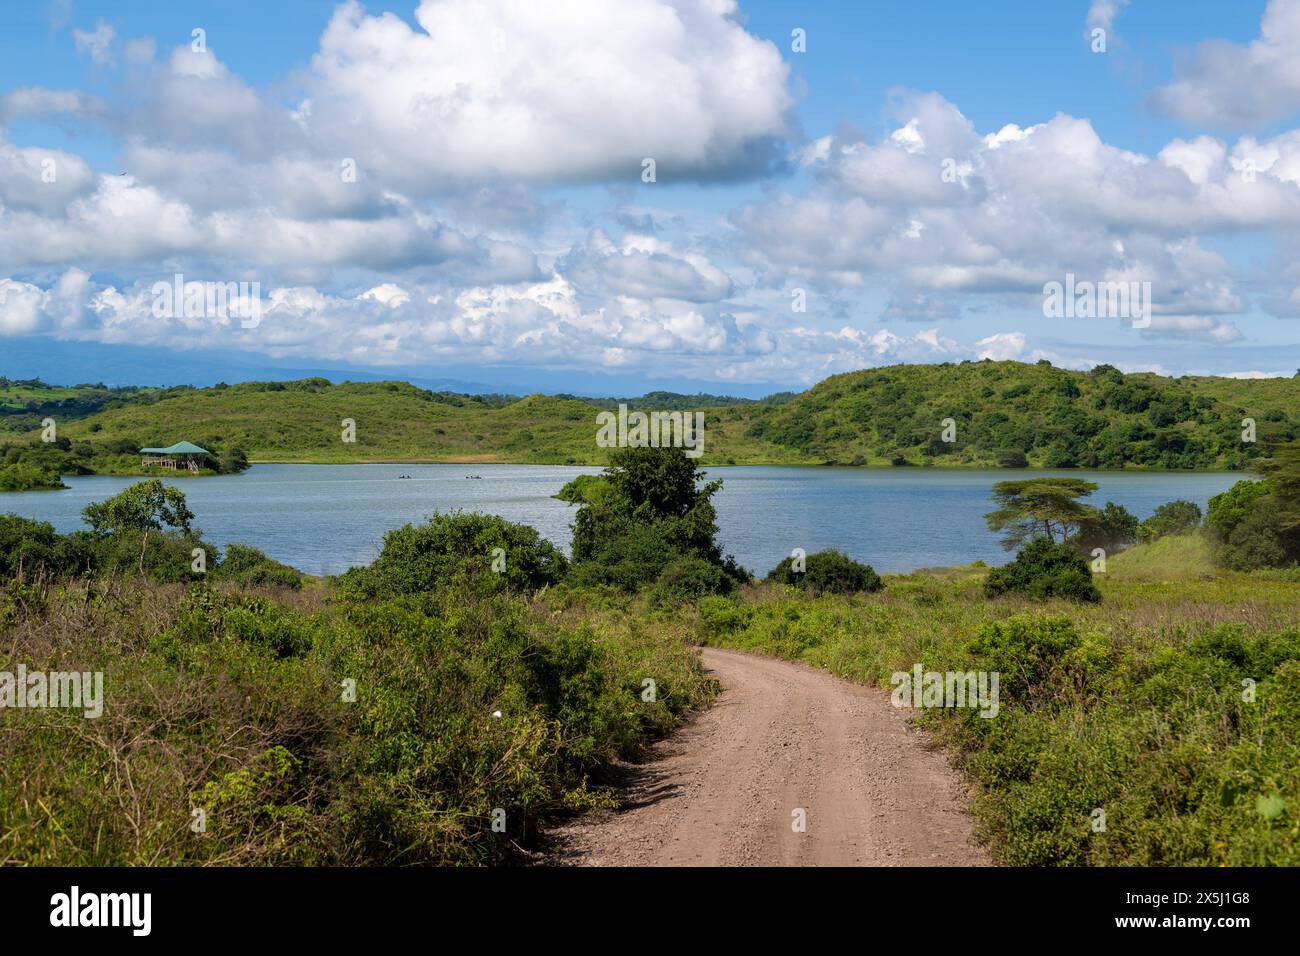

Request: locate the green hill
(2, 361), (1298, 486)
(741, 360), (1300, 469)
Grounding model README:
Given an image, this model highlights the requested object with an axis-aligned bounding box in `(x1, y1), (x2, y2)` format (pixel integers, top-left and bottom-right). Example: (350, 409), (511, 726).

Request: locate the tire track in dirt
(551, 647), (990, 866)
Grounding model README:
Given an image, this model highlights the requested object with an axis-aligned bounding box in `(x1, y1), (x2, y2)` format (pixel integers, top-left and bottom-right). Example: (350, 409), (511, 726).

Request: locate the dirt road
(552, 647), (989, 866)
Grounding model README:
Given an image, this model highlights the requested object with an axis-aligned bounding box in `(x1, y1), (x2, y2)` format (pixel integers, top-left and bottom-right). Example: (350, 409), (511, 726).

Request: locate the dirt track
(552, 647), (990, 866)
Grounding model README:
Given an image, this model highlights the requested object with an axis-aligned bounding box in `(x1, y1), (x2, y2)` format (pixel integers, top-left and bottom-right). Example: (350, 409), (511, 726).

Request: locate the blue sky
(1, 0), (1298, 394)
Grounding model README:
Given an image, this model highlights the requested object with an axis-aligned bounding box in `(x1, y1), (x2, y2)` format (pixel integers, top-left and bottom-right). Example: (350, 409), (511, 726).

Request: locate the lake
(0, 464), (1245, 576)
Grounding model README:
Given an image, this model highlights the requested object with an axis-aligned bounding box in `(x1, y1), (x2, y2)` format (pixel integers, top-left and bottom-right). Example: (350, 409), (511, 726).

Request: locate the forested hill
(741, 361), (1300, 470)
(2, 361), (1298, 477)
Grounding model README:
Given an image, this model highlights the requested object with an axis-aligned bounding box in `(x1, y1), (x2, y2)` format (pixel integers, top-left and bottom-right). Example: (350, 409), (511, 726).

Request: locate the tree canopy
(82, 479), (195, 537)
(985, 477), (1099, 550)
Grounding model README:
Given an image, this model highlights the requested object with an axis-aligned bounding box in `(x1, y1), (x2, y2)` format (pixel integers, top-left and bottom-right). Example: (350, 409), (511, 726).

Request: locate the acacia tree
(985, 477), (1099, 550)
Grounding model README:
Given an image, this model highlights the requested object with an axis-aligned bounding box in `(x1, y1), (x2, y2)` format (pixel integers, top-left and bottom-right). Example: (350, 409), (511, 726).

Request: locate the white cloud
(731, 91), (1300, 338)
(1153, 0), (1300, 127)
(1086, 0), (1129, 33)
(299, 0), (791, 186)
(72, 20), (115, 65)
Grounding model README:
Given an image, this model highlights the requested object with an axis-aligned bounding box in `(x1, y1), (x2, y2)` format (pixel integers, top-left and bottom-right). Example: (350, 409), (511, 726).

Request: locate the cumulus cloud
(559, 231), (734, 302)
(0, 87), (103, 123)
(1153, 0), (1300, 127)
(294, 0), (791, 187)
(732, 91), (1300, 341)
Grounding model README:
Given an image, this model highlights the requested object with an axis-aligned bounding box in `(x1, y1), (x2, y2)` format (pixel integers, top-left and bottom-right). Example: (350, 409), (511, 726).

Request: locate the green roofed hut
(140, 441), (211, 474)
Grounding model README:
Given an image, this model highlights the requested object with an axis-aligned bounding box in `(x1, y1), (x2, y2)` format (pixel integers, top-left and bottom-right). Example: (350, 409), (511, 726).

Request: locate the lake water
(0, 464), (1246, 576)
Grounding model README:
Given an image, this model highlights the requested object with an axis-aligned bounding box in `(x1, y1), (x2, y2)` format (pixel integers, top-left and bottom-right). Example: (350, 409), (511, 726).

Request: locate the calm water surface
(0, 464), (1245, 576)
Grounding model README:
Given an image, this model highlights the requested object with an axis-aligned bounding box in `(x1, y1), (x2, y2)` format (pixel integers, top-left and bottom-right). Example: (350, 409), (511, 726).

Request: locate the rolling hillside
(2, 361), (1298, 482)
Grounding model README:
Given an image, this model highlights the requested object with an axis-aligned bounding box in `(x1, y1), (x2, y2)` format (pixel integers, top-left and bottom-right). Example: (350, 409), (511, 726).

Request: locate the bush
(967, 614), (1081, 708)
(1217, 503), (1289, 570)
(88, 529), (214, 583)
(338, 511), (566, 597)
(1074, 501), (1139, 554)
(648, 555), (734, 608)
(984, 537), (1101, 603)
(0, 463), (66, 491)
(216, 543), (302, 590)
(766, 548), (883, 594)
(0, 514), (90, 579)
(1138, 499), (1201, 542)
(1206, 479), (1270, 543)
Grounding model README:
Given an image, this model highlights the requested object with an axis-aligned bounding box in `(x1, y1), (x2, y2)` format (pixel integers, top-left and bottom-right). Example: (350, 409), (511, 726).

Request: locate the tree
(984, 478), (1099, 550)
(570, 446), (723, 563)
(1074, 501), (1139, 554)
(82, 479), (196, 573)
(219, 446), (249, 474)
(1256, 440), (1300, 536)
(1137, 499), (1201, 542)
(565, 446), (743, 591)
(83, 479), (195, 536)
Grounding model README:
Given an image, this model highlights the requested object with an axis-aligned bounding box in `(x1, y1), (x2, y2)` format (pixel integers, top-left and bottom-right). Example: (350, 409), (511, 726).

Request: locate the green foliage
(1074, 501), (1139, 554)
(338, 511), (567, 598)
(766, 548), (883, 595)
(1138, 499), (1202, 542)
(0, 462), (66, 491)
(0, 514), (90, 579)
(739, 361), (1300, 469)
(82, 479), (195, 536)
(985, 537), (1101, 603)
(568, 447), (745, 594)
(648, 555), (735, 609)
(985, 477), (1099, 549)
(1206, 478), (1271, 543)
(967, 615), (1081, 708)
(1206, 460), (1300, 570)
(215, 543), (302, 590)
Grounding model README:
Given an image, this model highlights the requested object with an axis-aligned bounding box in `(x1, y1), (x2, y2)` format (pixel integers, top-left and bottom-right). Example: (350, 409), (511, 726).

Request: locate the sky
(2, 0), (1300, 395)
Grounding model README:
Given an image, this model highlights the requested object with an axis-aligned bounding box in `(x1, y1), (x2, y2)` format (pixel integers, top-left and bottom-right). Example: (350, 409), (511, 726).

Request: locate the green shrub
(967, 614), (1081, 708)
(0, 514), (90, 578)
(1138, 499), (1201, 542)
(0, 463), (66, 491)
(338, 511), (566, 597)
(766, 549), (883, 594)
(984, 537), (1101, 602)
(648, 555), (734, 608)
(216, 543), (302, 590)
(1217, 504), (1289, 570)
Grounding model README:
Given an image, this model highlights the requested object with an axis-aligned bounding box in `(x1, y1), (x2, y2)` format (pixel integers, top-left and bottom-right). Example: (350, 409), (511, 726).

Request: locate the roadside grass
(689, 541), (1300, 866)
